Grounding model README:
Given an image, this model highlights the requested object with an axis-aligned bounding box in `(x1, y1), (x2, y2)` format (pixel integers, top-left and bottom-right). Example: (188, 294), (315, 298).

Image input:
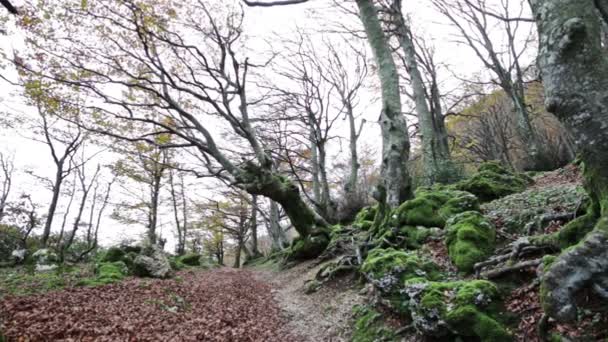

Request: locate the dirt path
(253, 260), (366, 342)
(0, 268), (298, 341)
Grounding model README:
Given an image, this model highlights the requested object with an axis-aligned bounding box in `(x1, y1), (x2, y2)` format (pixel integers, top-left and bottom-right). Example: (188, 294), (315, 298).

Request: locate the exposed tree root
(480, 258), (542, 279)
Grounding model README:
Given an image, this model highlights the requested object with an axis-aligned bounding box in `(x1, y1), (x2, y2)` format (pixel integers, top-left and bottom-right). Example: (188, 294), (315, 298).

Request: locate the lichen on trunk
(530, 0), (608, 322)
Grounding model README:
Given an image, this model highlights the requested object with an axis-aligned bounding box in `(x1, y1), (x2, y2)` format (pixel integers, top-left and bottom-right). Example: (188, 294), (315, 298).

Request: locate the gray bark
(530, 0), (608, 322)
(356, 0), (412, 208)
(391, 1), (452, 184)
(267, 200), (288, 252)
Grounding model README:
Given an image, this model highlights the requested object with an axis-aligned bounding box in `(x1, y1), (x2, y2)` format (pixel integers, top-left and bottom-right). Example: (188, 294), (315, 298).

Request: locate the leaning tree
(15, 0), (329, 257)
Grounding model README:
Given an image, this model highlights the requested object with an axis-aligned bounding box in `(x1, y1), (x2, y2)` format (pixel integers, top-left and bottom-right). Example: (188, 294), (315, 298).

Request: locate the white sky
(0, 0), (536, 251)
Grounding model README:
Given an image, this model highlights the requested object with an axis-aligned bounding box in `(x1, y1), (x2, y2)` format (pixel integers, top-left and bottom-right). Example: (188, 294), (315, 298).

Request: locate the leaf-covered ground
(0, 268), (299, 341)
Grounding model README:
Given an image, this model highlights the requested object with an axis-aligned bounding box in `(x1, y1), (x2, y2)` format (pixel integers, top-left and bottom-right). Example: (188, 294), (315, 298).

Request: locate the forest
(0, 0), (607, 341)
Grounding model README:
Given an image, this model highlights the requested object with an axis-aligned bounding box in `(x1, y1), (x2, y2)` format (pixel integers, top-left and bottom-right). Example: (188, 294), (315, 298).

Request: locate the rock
(404, 279), (510, 341)
(32, 248), (58, 271)
(178, 253), (202, 266)
(35, 264), (58, 272)
(101, 246), (126, 263)
(132, 245), (172, 278)
(361, 247), (442, 294)
(11, 249), (26, 263)
(390, 187), (480, 229)
(454, 161), (530, 202)
(445, 211), (496, 274)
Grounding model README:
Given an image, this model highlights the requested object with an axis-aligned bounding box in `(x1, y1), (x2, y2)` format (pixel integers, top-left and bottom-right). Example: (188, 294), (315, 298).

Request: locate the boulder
(132, 245), (172, 278)
(11, 249), (26, 263)
(32, 248), (58, 272)
(445, 211), (496, 274)
(454, 161), (531, 202)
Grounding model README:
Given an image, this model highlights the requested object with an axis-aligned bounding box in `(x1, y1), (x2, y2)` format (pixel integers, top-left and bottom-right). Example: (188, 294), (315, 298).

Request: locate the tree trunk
(267, 200), (288, 252)
(530, 0), (608, 322)
(238, 162), (329, 240)
(42, 167), (64, 246)
(345, 101), (360, 194)
(233, 238), (242, 268)
(393, 8), (451, 184)
(148, 172), (162, 245)
(356, 0), (412, 208)
(249, 194), (261, 258)
(310, 129), (322, 204)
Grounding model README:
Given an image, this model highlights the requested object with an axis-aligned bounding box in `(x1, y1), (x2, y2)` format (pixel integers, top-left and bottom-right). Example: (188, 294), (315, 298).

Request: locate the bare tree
(18, 0), (330, 257)
(433, 0), (541, 169)
(169, 168), (188, 256)
(0, 152), (14, 221)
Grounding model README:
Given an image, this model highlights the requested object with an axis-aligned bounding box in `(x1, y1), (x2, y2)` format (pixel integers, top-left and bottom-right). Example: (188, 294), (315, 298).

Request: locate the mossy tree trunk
(356, 0), (412, 208)
(530, 0), (608, 322)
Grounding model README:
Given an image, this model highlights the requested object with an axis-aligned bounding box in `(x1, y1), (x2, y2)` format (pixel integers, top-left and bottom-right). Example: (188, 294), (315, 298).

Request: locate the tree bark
(267, 200), (288, 252)
(391, 2), (452, 184)
(42, 167), (64, 246)
(356, 0), (412, 208)
(530, 0), (608, 322)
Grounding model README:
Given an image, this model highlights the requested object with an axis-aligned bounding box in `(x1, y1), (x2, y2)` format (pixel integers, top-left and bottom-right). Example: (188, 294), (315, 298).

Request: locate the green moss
(101, 247), (126, 263)
(178, 253), (202, 266)
(445, 211), (496, 274)
(405, 279), (509, 341)
(390, 187), (479, 229)
(455, 162), (529, 202)
(446, 306), (510, 342)
(78, 261), (128, 287)
(361, 248), (441, 292)
(353, 206), (377, 230)
(351, 305), (397, 342)
(287, 234), (329, 260)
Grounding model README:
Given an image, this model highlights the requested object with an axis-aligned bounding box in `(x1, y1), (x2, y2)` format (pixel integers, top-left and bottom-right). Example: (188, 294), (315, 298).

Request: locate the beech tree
(0, 152), (14, 221)
(17, 0), (329, 257)
(386, 0), (454, 184)
(355, 0), (412, 212)
(529, 0), (608, 323)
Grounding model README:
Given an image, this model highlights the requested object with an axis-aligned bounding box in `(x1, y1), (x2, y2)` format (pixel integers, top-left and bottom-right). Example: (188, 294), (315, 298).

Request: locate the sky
(0, 0), (536, 251)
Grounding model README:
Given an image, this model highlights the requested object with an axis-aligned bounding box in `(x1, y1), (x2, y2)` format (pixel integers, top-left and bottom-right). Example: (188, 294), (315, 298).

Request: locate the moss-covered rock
(445, 211), (496, 273)
(361, 248), (441, 293)
(404, 279), (510, 341)
(78, 261), (128, 287)
(455, 162), (530, 202)
(101, 247), (126, 263)
(390, 188), (479, 229)
(351, 305), (398, 342)
(178, 253), (202, 266)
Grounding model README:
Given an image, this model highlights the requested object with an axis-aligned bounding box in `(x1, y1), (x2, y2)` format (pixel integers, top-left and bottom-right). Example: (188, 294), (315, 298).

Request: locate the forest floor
(0, 268), (299, 341)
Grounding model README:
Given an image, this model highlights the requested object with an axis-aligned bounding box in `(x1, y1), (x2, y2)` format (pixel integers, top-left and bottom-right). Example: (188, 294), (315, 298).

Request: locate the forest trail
(0, 268), (300, 341)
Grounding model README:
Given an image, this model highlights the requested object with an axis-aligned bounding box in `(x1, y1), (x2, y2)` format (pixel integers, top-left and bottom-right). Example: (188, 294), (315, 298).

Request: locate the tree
(355, 0), (412, 214)
(433, 0), (542, 170)
(387, 0), (454, 184)
(529, 0), (608, 323)
(25, 86), (84, 247)
(169, 168), (188, 256)
(112, 141), (170, 245)
(18, 0), (329, 257)
(0, 152), (14, 221)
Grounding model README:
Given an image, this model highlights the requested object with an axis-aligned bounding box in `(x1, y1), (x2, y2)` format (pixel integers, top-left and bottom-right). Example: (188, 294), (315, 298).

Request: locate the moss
(287, 234), (329, 260)
(390, 187), (479, 229)
(361, 248), (441, 292)
(445, 211), (496, 274)
(353, 206), (377, 230)
(101, 247), (126, 263)
(455, 162), (529, 202)
(445, 306), (511, 342)
(351, 305), (397, 342)
(405, 279), (509, 341)
(178, 253), (202, 266)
